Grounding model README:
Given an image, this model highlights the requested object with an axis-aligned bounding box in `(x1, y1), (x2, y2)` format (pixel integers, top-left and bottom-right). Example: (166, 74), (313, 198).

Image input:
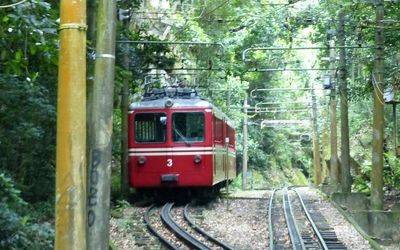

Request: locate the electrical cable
(372, 73), (386, 105)
(0, 0), (27, 8)
(201, 0), (230, 17)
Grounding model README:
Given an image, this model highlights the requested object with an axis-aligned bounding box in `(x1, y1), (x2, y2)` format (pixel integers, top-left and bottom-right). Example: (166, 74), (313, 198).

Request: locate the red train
(128, 88), (236, 188)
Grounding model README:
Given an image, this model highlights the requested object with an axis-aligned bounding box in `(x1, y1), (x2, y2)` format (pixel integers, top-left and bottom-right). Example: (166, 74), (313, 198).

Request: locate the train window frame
(172, 112), (205, 143)
(213, 117), (224, 144)
(134, 112), (167, 143)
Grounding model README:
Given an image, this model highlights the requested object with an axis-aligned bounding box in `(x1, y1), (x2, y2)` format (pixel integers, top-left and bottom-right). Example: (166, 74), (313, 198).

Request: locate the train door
(161, 110), (176, 184)
(223, 120), (229, 184)
(213, 116), (225, 184)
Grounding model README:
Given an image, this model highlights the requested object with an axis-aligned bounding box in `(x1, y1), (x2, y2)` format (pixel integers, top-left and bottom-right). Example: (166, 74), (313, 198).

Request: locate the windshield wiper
(173, 123), (192, 146)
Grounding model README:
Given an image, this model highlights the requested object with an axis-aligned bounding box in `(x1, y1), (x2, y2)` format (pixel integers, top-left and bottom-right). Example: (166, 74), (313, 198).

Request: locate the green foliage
(384, 152), (400, 191)
(0, 1), (58, 247)
(0, 1), (58, 201)
(0, 173), (54, 249)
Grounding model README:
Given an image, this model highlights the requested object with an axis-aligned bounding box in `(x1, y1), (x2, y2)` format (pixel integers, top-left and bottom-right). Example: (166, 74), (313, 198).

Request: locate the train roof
(129, 97), (212, 109)
(129, 97), (235, 128)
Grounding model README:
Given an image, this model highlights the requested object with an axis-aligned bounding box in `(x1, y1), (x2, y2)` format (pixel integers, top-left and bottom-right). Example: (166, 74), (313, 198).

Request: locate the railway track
(268, 189), (293, 249)
(144, 202), (233, 250)
(291, 188), (347, 250)
(268, 188), (347, 250)
(143, 188), (346, 249)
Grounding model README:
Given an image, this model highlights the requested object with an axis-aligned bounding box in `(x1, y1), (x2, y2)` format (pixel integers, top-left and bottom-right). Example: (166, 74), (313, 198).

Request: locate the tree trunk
(120, 53), (130, 197)
(338, 9), (352, 193)
(311, 85), (322, 185)
(329, 40), (340, 190)
(371, 0), (384, 211)
(87, 0), (117, 248)
(321, 108), (329, 182)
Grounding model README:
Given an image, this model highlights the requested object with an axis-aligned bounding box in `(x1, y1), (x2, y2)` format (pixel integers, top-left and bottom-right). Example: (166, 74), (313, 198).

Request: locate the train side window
(214, 118), (223, 143)
(172, 112), (204, 142)
(134, 113), (167, 143)
(227, 126), (235, 147)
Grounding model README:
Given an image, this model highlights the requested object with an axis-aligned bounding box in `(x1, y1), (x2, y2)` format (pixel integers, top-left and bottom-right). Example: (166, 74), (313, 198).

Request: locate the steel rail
(143, 205), (179, 250)
(161, 203), (210, 250)
(292, 189), (329, 250)
(282, 189), (305, 250)
(183, 204), (234, 250)
(268, 189), (276, 250)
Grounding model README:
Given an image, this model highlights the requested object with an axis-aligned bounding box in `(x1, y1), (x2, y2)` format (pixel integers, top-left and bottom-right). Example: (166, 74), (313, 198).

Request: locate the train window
(172, 112), (204, 142)
(214, 118), (223, 143)
(134, 113), (167, 143)
(227, 126), (235, 146)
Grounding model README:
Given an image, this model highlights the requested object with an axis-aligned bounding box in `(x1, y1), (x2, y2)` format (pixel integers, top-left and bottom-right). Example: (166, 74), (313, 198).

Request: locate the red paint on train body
(128, 90), (236, 188)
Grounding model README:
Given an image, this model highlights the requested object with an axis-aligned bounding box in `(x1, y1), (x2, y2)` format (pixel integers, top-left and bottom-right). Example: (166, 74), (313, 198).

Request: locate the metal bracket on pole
(117, 40), (223, 48)
(250, 87), (322, 99)
(254, 101), (312, 110)
(95, 53), (116, 59)
(141, 67), (226, 71)
(247, 68), (333, 72)
(59, 23), (88, 31)
(242, 45), (376, 62)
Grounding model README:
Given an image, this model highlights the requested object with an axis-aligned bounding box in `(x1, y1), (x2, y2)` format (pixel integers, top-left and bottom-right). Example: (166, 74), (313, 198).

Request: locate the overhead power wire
(201, 0), (230, 17)
(372, 73), (386, 105)
(0, 0), (27, 8)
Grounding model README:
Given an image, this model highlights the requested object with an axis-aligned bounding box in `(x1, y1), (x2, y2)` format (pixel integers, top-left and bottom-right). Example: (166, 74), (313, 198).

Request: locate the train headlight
(165, 99), (174, 108)
(138, 156), (146, 165)
(194, 154), (202, 164)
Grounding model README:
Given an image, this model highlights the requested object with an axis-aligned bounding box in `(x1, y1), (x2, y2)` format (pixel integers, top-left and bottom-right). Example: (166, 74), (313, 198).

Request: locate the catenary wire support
(242, 46), (376, 62)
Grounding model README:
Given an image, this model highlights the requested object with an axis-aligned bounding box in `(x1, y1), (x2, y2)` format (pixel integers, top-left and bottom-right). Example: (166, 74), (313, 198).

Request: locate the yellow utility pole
(56, 0), (87, 249)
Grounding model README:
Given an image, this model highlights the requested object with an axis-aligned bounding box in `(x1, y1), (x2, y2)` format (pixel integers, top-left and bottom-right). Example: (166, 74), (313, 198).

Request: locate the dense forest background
(1, 0), (400, 248)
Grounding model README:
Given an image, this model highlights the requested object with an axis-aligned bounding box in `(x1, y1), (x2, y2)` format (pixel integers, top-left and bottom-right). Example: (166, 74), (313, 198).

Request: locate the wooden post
(329, 39), (340, 190)
(55, 0), (87, 249)
(311, 84), (322, 185)
(242, 95), (248, 190)
(87, 0), (116, 249)
(371, 0), (385, 210)
(338, 9), (352, 193)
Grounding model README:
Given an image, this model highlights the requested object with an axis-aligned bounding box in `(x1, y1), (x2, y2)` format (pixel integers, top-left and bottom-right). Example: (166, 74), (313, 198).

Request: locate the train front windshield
(172, 112), (204, 142)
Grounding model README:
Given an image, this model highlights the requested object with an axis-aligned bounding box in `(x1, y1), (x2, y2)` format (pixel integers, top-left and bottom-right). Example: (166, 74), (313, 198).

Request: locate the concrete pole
(338, 9), (352, 193)
(242, 96), (248, 190)
(329, 39), (340, 191)
(55, 0), (87, 249)
(87, 0), (116, 249)
(371, 0), (385, 211)
(311, 84), (322, 185)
